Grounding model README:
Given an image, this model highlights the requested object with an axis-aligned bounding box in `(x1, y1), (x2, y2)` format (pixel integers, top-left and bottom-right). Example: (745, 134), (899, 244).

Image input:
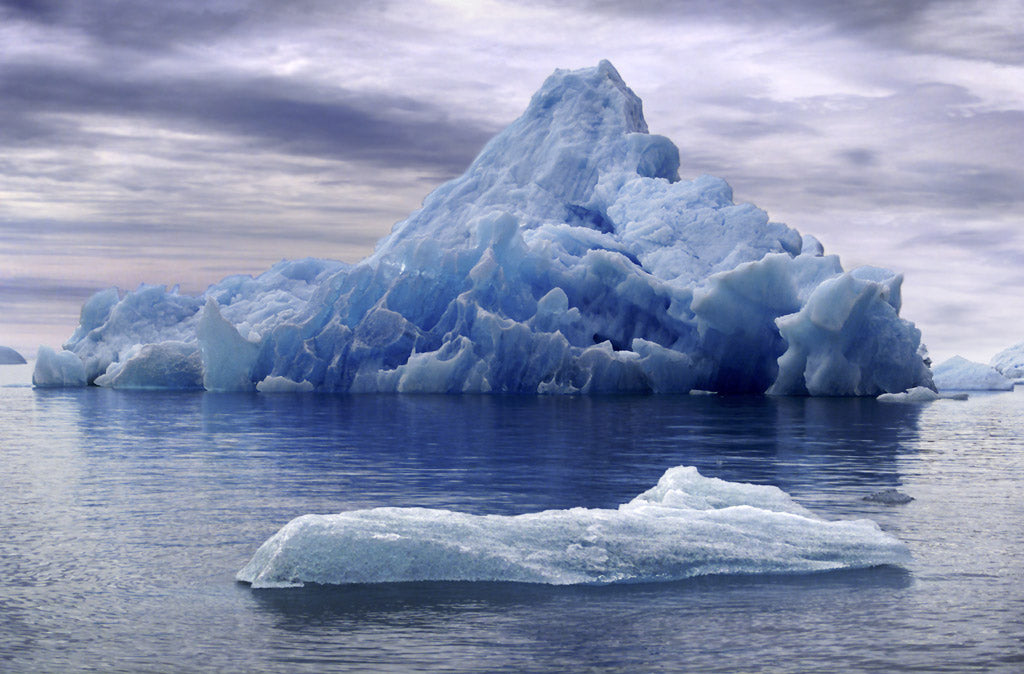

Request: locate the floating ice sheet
(237, 466), (909, 588)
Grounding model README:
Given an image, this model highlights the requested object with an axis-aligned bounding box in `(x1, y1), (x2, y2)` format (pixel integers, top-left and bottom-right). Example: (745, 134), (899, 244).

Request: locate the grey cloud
(530, 0), (938, 29)
(900, 162), (1024, 210)
(697, 117), (816, 140)
(0, 63), (499, 174)
(901, 226), (1020, 251)
(1, 0), (387, 52)
(898, 226), (1024, 276)
(675, 83), (1024, 213)
(0, 276), (103, 302)
(838, 149), (878, 167)
(533, 0), (1023, 64)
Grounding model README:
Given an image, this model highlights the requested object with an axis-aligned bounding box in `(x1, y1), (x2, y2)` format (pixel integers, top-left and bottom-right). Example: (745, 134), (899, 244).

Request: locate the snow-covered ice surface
(991, 341), (1024, 381)
(237, 466), (909, 588)
(933, 356), (1015, 391)
(37, 61), (932, 396)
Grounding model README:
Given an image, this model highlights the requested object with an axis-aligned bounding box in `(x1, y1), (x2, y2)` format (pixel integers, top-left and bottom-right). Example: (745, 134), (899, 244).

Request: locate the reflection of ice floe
(237, 466), (909, 588)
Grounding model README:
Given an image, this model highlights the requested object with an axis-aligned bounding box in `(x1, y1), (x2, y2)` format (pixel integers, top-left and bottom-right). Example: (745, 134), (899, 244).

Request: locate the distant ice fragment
(32, 346), (87, 387)
(237, 466), (910, 588)
(0, 346), (27, 365)
(48, 62), (932, 396)
(863, 489), (914, 505)
(933, 356), (1014, 391)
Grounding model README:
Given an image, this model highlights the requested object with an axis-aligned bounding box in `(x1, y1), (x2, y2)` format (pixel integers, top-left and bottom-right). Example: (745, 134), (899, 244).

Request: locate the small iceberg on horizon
(0, 345), (27, 365)
(237, 466), (909, 589)
(933, 355), (1015, 391)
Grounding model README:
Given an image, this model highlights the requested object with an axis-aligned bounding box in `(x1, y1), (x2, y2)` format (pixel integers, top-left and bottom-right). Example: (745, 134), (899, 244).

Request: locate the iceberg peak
(377, 61), (680, 256)
(38, 63), (933, 396)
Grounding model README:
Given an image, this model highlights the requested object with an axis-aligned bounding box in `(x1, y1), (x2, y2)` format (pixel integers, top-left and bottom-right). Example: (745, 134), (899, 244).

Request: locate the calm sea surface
(1, 363), (1022, 672)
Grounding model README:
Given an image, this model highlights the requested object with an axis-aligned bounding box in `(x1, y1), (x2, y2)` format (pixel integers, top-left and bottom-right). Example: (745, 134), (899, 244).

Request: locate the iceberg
(932, 355), (1014, 391)
(37, 61), (932, 395)
(236, 466), (909, 588)
(990, 341), (1024, 381)
(0, 346), (27, 365)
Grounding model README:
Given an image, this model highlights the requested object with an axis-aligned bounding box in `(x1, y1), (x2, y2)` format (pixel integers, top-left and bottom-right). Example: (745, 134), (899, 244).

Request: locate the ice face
(32, 346), (87, 387)
(38, 62), (933, 396)
(93, 341), (203, 390)
(236, 465), (910, 588)
(933, 355), (1015, 391)
(990, 341), (1024, 381)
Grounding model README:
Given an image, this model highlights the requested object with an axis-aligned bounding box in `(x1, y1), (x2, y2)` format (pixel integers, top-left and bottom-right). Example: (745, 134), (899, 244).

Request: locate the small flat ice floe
(876, 386), (940, 403)
(863, 489), (914, 505)
(932, 356), (1014, 391)
(237, 466), (909, 588)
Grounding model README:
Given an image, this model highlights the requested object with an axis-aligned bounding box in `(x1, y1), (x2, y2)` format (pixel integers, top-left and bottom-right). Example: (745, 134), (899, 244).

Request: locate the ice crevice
(35, 61), (933, 396)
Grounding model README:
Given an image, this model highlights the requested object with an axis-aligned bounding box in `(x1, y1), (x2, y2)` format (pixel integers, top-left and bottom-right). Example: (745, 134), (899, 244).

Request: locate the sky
(1, 0), (1022, 364)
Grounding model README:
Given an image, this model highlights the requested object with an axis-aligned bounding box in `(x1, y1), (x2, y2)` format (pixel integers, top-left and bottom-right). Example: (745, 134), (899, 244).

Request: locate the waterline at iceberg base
(36, 61), (933, 396)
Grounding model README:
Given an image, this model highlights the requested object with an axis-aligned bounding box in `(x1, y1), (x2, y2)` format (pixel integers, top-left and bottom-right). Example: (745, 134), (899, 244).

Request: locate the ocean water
(1, 364), (1022, 672)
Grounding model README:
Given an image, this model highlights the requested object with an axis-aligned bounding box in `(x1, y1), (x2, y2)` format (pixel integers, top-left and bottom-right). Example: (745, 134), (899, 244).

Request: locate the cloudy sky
(1, 0), (1022, 364)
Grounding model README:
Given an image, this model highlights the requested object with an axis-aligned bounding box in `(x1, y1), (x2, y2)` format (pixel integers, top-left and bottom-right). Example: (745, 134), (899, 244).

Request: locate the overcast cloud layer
(1, 0), (1021, 363)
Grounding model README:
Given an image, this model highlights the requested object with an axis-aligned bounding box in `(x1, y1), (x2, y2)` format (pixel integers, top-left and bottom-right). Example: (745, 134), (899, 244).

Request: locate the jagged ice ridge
(35, 61), (933, 395)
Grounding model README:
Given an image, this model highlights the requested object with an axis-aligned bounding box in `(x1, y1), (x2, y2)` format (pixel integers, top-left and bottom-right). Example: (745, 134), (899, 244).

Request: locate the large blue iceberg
(37, 61), (933, 395)
(237, 466), (909, 588)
